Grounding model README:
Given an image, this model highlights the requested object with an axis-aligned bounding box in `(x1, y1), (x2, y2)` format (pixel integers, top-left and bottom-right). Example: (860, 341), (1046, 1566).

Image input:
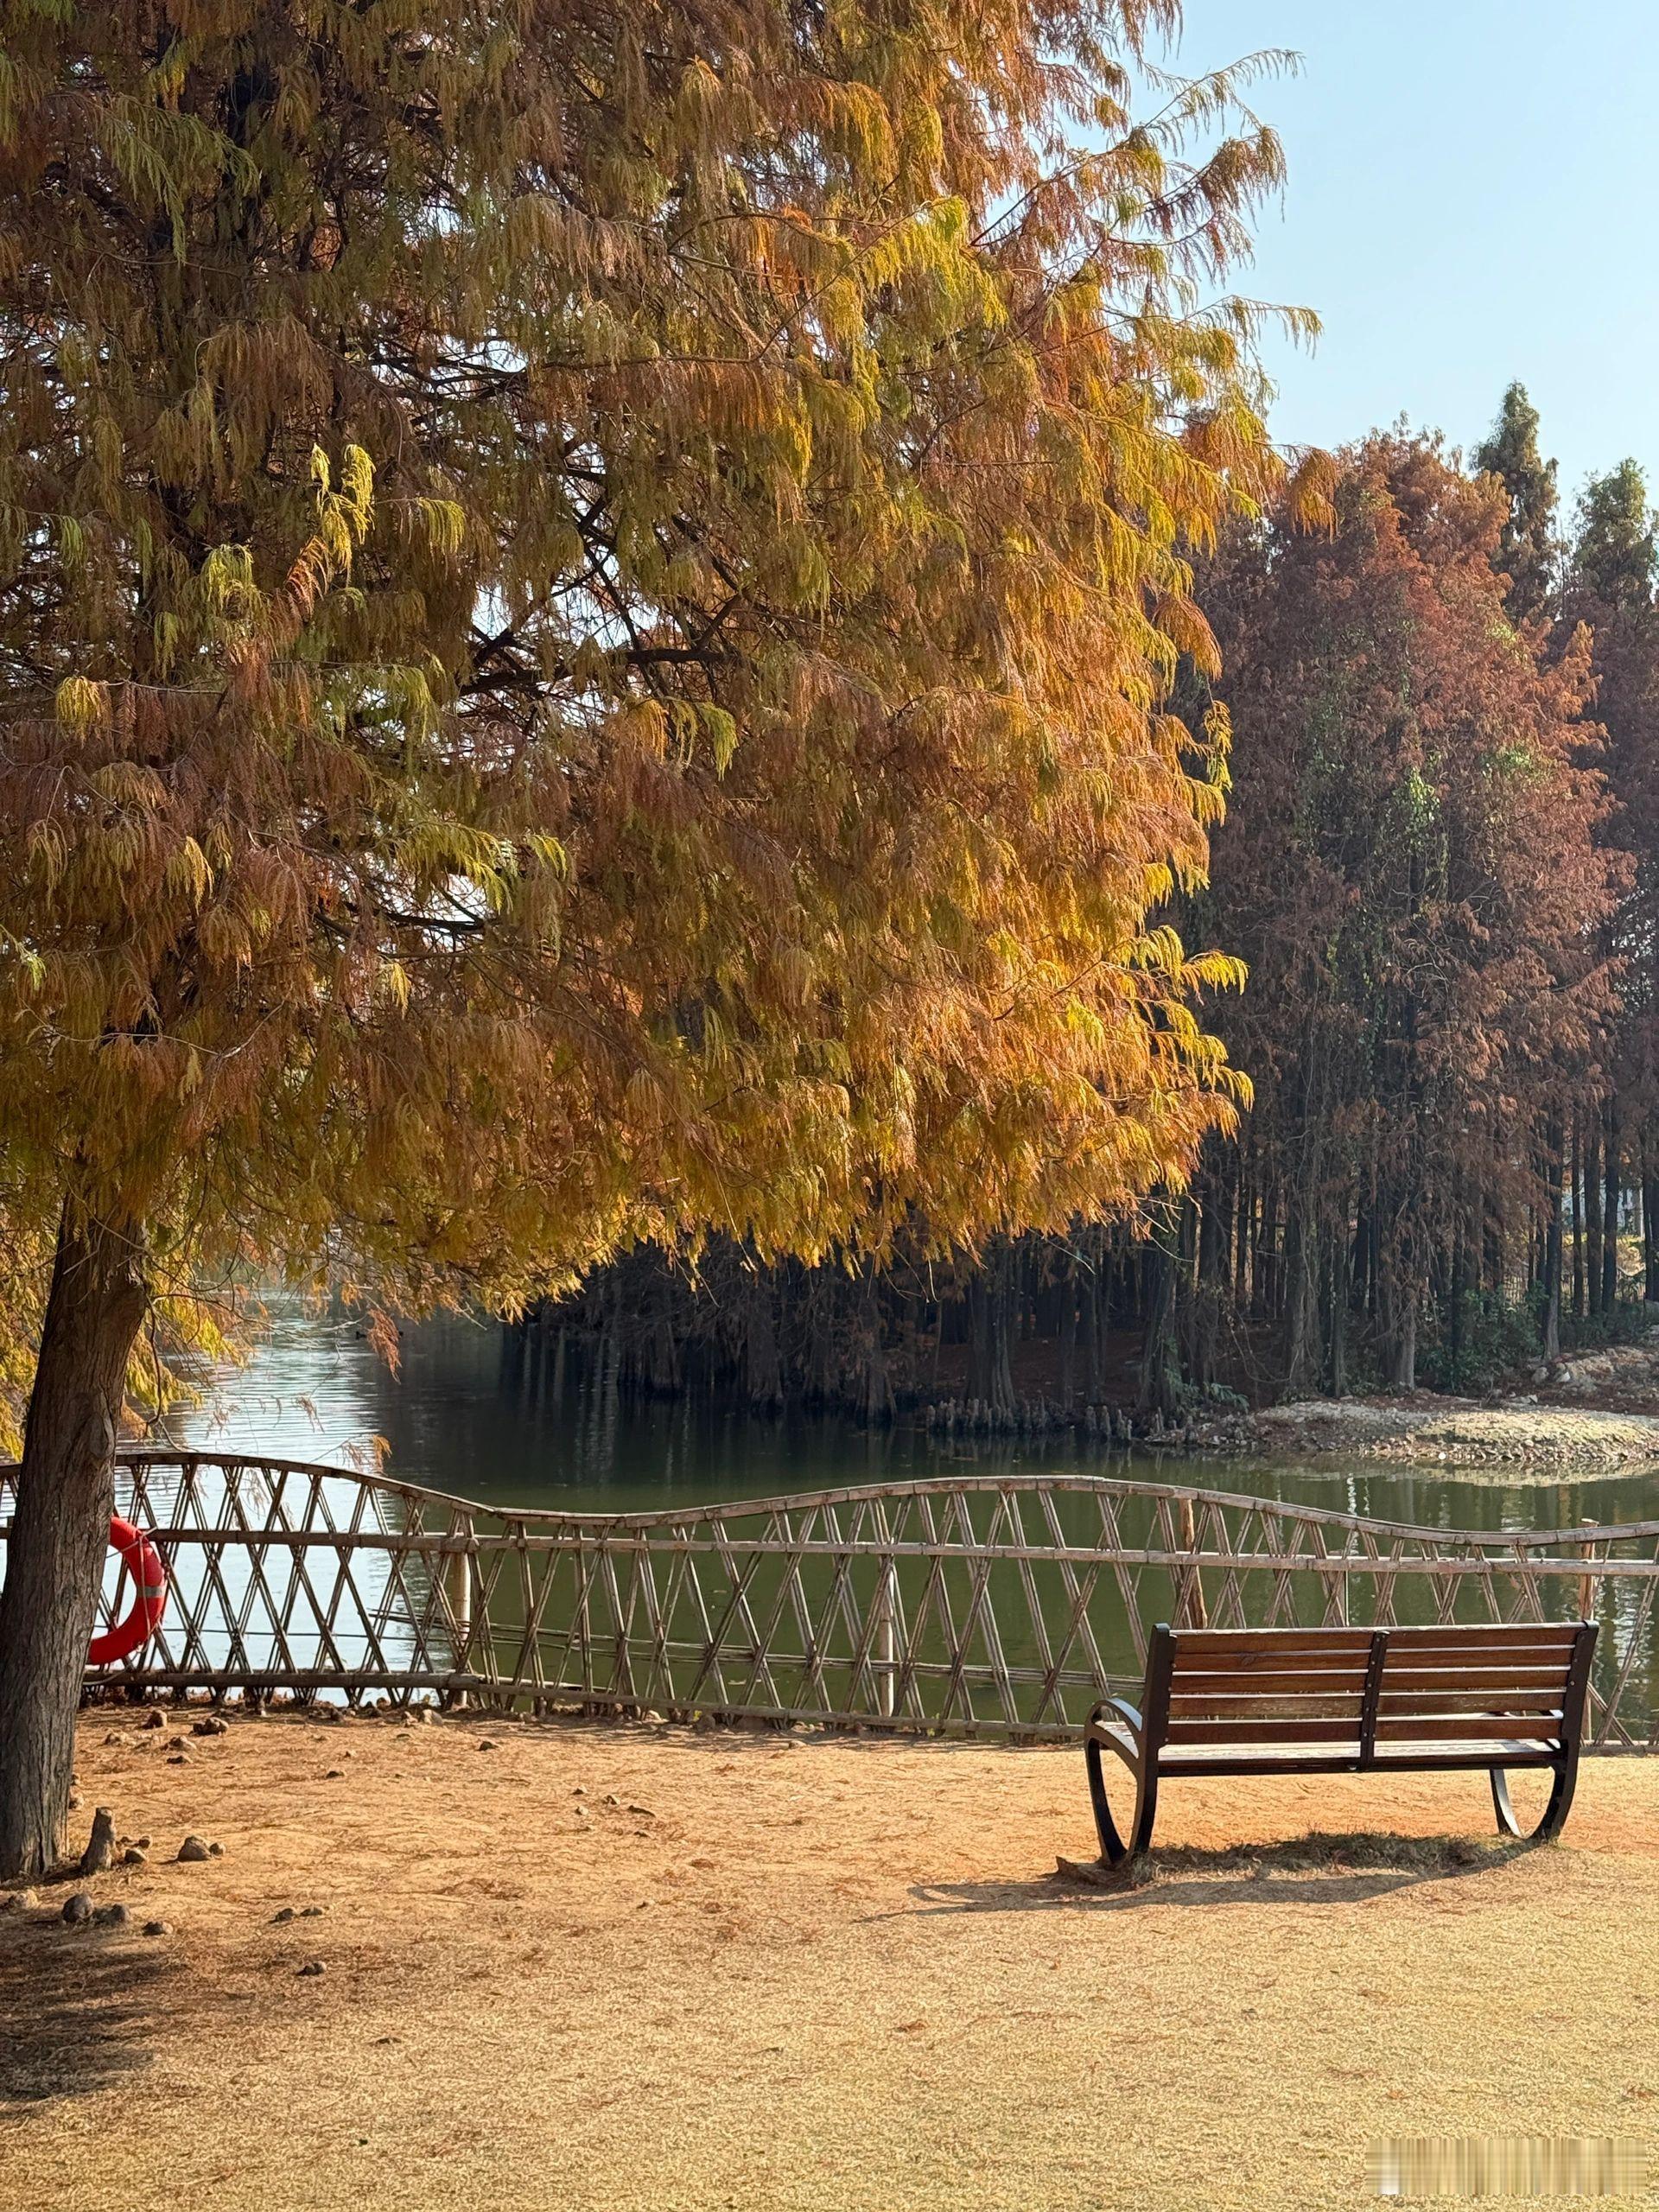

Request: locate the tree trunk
(1542, 1113), (1564, 1360)
(1601, 1100), (1620, 1314)
(1189, 1185), (1225, 1392)
(968, 1244), (1016, 1418)
(1057, 1249), (1078, 1409)
(1571, 1108), (1585, 1319)
(1390, 1294), (1417, 1392)
(1138, 1222), (1182, 1418)
(1284, 1187), (1320, 1397)
(0, 1205), (149, 1879)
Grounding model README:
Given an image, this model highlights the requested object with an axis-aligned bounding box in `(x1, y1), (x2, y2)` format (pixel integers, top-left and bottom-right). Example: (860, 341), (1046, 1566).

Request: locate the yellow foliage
(0, 0), (1298, 1389)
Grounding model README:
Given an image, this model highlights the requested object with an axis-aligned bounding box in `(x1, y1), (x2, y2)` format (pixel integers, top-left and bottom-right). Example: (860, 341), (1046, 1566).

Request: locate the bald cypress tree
(1473, 382), (1560, 620)
(1573, 461), (1658, 612)
(0, 2), (1313, 1872)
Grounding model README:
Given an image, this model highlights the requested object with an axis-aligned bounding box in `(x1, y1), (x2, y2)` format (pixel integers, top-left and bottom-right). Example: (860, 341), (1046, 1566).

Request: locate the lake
(123, 1299), (1659, 1738)
(168, 1298), (1659, 1538)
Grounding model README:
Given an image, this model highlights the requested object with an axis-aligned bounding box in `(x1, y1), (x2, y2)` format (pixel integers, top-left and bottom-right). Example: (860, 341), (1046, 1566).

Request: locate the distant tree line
(536, 396), (1659, 1421)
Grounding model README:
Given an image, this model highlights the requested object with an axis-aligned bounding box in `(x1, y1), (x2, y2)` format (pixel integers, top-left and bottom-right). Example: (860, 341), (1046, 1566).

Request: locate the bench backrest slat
(1153, 1622), (1590, 1759)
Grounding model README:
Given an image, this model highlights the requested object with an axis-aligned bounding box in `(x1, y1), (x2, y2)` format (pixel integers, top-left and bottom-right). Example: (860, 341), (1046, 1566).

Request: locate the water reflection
(169, 1299), (1659, 1537)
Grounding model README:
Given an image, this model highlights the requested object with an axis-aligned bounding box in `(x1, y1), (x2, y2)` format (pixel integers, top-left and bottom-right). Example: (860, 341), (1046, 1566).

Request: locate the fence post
(1577, 1517), (1599, 1624)
(447, 1536), (474, 1710)
(874, 1557), (898, 1719)
(1177, 1497), (1209, 1630)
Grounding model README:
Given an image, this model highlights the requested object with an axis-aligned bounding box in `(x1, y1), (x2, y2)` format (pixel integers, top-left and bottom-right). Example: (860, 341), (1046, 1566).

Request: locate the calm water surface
(168, 1300), (1659, 1537)
(137, 1300), (1659, 1729)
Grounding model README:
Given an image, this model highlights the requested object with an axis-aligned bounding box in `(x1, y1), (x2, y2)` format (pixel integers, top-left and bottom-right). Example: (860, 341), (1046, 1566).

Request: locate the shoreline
(1238, 1396), (1659, 1481)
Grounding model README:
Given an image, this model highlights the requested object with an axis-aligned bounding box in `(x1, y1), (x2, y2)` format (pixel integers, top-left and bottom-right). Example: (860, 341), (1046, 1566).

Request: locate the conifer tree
(1565, 463), (1659, 1300)
(0, 1), (1312, 1872)
(1573, 462), (1657, 611)
(1473, 381), (1559, 620)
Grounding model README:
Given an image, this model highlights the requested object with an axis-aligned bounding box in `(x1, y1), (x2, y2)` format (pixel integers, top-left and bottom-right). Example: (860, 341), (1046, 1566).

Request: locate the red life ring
(88, 1516), (168, 1666)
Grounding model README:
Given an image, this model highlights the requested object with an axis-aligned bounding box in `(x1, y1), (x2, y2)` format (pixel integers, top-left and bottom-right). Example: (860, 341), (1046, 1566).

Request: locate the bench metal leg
(1491, 1761), (1577, 1844)
(1086, 1737), (1158, 1867)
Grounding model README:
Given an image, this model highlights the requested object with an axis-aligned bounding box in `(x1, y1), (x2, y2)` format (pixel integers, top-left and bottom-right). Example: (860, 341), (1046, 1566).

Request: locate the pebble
(167, 1753), (189, 1765)
(67, 1791), (82, 1809)
(272, 1907), (296, 1923)
(571, 1784), (587, 1796)
(176, 1835), (212, 1863)
(478, 1738), (499, 1752)
(326, 1768), (345, 1780)
(192, 1716), (228, 1737)
(1, 1887), (39, 1913)
(121, 1848), (148, 1866)
(103, 1730), (124, 1745)
(208, 1840), (224, 1857)
(93, 1904), (130, 1929)
(297, 1960), (327, 1977)
(142, 1709), (167, 1730)
(61, 1891), (92, 1925)
(143, 1920), (172, 1937)
(136, 1834), (152, 1848)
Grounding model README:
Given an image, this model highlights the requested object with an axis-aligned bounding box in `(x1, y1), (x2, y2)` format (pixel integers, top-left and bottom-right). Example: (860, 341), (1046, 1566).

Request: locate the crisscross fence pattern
(2, 1452), (1656, 1748)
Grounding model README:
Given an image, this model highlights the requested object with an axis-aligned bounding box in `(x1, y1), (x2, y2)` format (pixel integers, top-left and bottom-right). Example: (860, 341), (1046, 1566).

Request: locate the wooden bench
(1084, 1620), (1599, 1866)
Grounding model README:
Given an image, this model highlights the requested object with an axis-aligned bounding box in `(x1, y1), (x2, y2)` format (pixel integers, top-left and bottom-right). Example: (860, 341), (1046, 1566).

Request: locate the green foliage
(1418, 1287), (1542, 1395)
(1473, 381), (1560, 620)
(1572, 461), (1657, 611)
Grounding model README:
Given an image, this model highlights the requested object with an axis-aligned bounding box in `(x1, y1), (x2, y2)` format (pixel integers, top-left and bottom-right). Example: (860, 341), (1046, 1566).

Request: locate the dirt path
(3, 1712), (1656, 2212)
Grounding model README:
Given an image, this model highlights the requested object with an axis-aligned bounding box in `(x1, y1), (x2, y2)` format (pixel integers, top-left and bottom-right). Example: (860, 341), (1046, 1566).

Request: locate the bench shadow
(904, 1830), (1528, 1916)
(0, 1923), (181, 2105)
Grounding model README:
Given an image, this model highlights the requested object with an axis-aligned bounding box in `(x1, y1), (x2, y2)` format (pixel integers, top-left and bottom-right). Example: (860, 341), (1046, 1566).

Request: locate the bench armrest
(1086, 1695), (1143, 1741)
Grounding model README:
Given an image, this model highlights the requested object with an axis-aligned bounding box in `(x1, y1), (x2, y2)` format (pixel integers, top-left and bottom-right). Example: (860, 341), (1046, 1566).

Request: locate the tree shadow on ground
(903, 1830), (1531, 1916)
(0, 1922), (180, 2104)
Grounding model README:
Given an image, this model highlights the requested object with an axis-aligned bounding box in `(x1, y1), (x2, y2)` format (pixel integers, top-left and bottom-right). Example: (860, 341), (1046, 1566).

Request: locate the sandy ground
(2, 1712), (1657, 2212)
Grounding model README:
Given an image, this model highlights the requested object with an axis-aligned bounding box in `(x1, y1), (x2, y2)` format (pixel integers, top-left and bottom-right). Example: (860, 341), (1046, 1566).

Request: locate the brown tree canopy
(1193, 435), (1622, 1388)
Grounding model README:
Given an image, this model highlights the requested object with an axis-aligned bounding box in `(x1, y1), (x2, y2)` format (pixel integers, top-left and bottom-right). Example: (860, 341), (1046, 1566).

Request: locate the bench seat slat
(1156, 1738), (1561, 1774)
(1162, 1710), (1567, 1746)
(1169, 1688), (1567, 1717)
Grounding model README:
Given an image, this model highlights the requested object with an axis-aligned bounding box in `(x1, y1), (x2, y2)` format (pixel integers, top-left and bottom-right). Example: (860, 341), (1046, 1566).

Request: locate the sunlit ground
(3, 1713), (1656, 2212)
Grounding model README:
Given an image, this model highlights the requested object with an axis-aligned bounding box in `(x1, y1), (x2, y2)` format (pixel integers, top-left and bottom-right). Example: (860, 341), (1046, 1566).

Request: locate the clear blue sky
(1163, 1), (1659, 508)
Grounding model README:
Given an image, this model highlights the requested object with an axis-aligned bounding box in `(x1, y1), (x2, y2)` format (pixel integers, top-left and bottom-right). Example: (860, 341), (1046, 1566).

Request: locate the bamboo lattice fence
(1, 1452), (1656, 1749)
